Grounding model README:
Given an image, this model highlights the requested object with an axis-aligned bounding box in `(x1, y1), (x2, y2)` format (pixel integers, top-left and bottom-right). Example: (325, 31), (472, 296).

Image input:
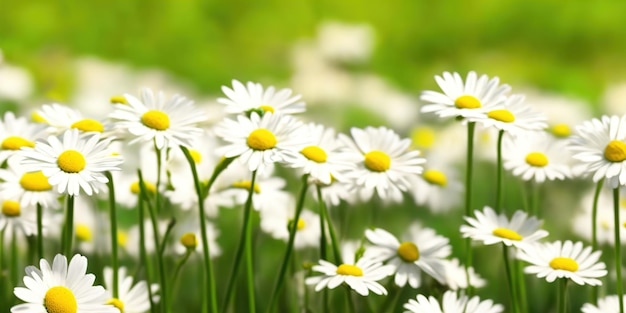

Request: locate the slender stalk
(180, 146), (219, 313)
(10, 229), (18, 288)
(530, 181), (540, 217)
(105, 172), (119, 298)
(345, 287), (356, 313)
(136, 178), (156, 313)
(590, 178), (604, 305)
(168, 249), (193, 308)
(316, 185), (342, 264)
(502, 245), (520, 313)
(495, 129), (504, 213)
(266, 174), (309, 313)
(318, 187), (328, 261)
(36, 203), (43, 260)
(557, 278), (568, 313)
(0, 227), (5, 306)
(464, 121), (476, 292)
(613, 187), (624, 313)
(515, 260), (528, 313)
(244, 171), (258, 313)
(62, 195), (75, 257)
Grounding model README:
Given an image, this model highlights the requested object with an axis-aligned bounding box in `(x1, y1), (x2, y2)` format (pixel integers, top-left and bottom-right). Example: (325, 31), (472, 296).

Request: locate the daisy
(442, 258), (486, 290)
(420, 71), (510, 120)
(524, 89), (592, 139)
(461, 206), (548, 249)
(503, 131), (572, 183)
(108, 88), (207, 150)
(217, 79), (306, 115)
(582, 295), (626, 313)
(260, 204), (321, 249)
(33, 103), (108, 135)
(339, 126), (425, 202)
(0, 158), (61, 209)
(517, 240), (607, 285)
(19, 129), (123, 196)
(1, 198), (37, 237)
(476, 94), (547, 136)
(364, 224), (450, 288)
(103, 266), (159, 313)
(571, 188), (626, 245)
(0, 111), (47, 164)
(408, 163), (463, 213)
(305, 256), (392, 296)
(215, 112), (308, 173)
(11, 254), (117, 313)
(171, 212), (221, 257)
(403, 290), (504, 313)
(569, 115), (626, 188)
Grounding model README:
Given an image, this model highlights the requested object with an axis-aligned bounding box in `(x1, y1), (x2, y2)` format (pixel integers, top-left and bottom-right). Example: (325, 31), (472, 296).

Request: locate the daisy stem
(495, 129), (504, 213)
(244, 170), (257, 313)
(266, 174), (309, 313)
(62, 195), (75, 257)
(514, 260), (528, 313)
(136, 178), (156, 313)
(613, 187), (624, 313)
(316, 185), (342, 264)
(345, 287), (357, 313)
(180, 146), (219, 313)
(590, 178), (604, 305)
(169, 249), (193, 309)
(0, 227), (4, 305)
(503, 245), (520, 313)
(36, 203), (43, 260)
(105, 172), (120, 298)
(10, 228), (18, 288)
(319, 190), (328, 261)
(464, 121), (476, 293)
(221, 170), (258, 313)
(530, 181), (540, 217)
(557, 278), (568, 313)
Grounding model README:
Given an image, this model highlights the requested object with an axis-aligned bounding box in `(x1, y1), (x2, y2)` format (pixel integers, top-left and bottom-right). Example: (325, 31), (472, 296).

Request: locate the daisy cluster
(0, 71), (625, 313)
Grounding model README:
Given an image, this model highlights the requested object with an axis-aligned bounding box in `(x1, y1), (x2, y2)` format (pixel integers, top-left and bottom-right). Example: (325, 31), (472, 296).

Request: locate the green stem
(180, 146), (220, 313)
(515, 260), (528, 313)
(557, 278), (568, 313)
(36, 203), (43, 260)
(266, 175), (309, 313)
(105, 172), (119, 298)
(590, 179), (604, 305)
(62, 195), (75, 257)
(10, 229), (18, 288)
(316, 185), (342, 264)
(530, 181), (540, 217)
(136, 178), (156, 313)
(464, 121), (476, 293)
(495, 129), (504, 213)
(613, 187), (624, 313)
(245, 171), (258, 313)
(221, 170), (258, 313)
(503, 245), (520, 313)
(0, 227), (5, 306)
(168, 249), (193, 309)
(345, 287), (356, 313)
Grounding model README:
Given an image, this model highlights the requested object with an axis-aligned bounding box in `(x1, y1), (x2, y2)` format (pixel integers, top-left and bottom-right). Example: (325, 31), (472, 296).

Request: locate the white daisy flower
(569, 115), (626, 188)
(260, 204), (321, 250)
(305, 255), (392, 296)
(476, 94), (547, 136)
(503, 130), (572, 183)
(408, 163), (463, 213)
(420, 71), (510, 120)
(171, 212), (221, 257)
(0, 111), (47, 164)
(572, 187), (626, 245)
(524, 89), (592, 139)
(103, 266), (159, 313)
(339, 126), (425, 202)
(442, 258), (486, 290)
(33, 103), (109, 135)
(1, 198), (37, 237)
(73, 197), (108, 254)
(364, 224), (450, 288)
(215, 112), (308, 173)
(124, 219), (169, 259)
(108, 88), (207, 150)
(0, 158), (61, 209)
(19, 129), (123, 196)
(403, 290), (504, 313)
(11, 254), (117, 313)
(460, 206), (549, 249)
(582, 294), (626, 313)
(217, 79), (306, 115)
(314, 179), (358, 207)
(517, 240), (607, 285)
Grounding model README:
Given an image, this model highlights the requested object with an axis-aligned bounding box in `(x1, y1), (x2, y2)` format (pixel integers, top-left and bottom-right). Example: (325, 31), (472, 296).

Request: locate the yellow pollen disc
(117, 231), (128, 247)
(2, 200), (21, 217)
(549, 257), (579, 272)
(301, 145), (328, 163)
(410, 127), (435, 149)
(57, 150), (86, 173)
(551, 124), (571, 137)
(189, 149), (202, 163)
(454, 95), (481, 109)
(110, 95), (128, 105)
(487, 109), (515, 123)
(492, 227), (523, 241)
(31, 111), (47, 123)
(525, 152), (549, 167)
(247, 128), (277, 151)
(75, 224), (92, 242)
(397, 242), (420, 262)
(107, 298), (125, 312)
(130, 181), (157, 195)
(423, 169), (447, 187)
(44, 286), (78, 313)
(141, 110), (170, 131)
(336, 264), (363, 276)
(1, 136), (35, 150)
(231, 181), (261, 193)
(601, 220), (611, 230)
(259, 105), (275, 113)
(70, 119), (104, 132)
(20, 171), (53, 191)
(604, 140), (626, 162)
(296, 218), (306, 230)
(364, 150), (391, 172)
(180, 232), (198, 249)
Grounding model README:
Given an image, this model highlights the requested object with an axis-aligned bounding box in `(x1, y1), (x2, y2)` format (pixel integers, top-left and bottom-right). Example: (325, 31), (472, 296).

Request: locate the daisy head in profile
(0, 111), (47, 164)
(217, 79), (306, 116)
(476, 94), (547, 136)
(403, 290), (504, 313)
(33, 103), (109, 135)
(11, 254), (117, 313)
(103, 266), (159, 313)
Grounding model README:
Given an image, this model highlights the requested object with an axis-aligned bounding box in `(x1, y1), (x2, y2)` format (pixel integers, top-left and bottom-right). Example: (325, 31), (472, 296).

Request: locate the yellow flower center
(601, 219), (611, 230)
(75, 224), (92, 242)
(301, 145), (327, 163)
(549, 257), (579, 272)
(525, 152), (549, 167)
(129, 181), (157, 195)
(20, 171), (53, 191)
(492, 227), (523, 241)
(57, 150), (86, 173)
(117, 231), (128, 247)
(604, 140), (626, 162)
(487, 109), (515, 123)
(1, 136), (35, 150)
(31, 111), (47, 123)
(411, 126), (435, 149)
(180, 232), (198, 249)
(288, 218), (307, 231)
(2, 200), (20, 217)
(423, 169), (447, 187)
(454, 95), (481, 109)
(44, 286), (78, 313)
(70, 119), (104, 133)
(141, 110), (170, 131)
(189, 149), (202, 164)
(364, 150), (391, 172)
(247, 128), (277, 151)
(336, 264), (363, 276)
(110, 95), (128, 104)
(397, 242), (420, 262)
(551, 123), (571, 138)
(259, 105), (275, 113)
(107, 298), (125, 312)
(231, 181), (261, 193)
